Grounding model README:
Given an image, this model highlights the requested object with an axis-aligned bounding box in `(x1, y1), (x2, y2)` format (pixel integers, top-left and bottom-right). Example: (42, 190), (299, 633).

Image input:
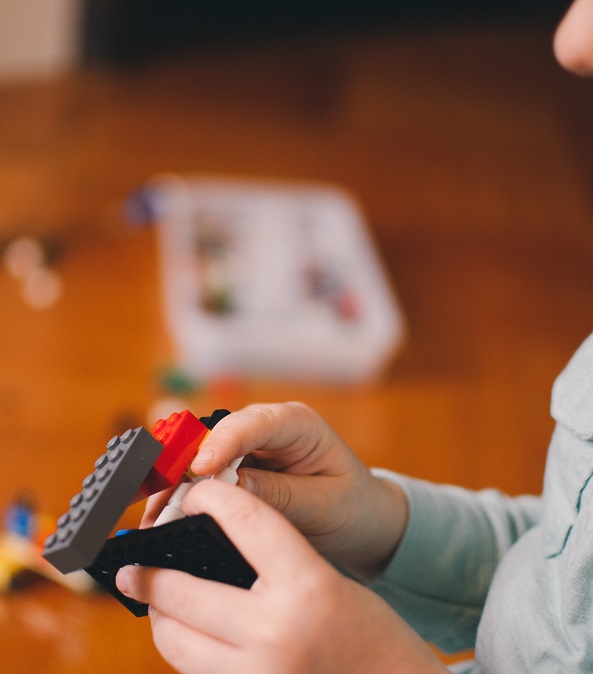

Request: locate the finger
(149, 609), (242, 674)
(190, 402), (332, 475)
(182, 479), (325, 583)
(140, 487), (177, 528)
(238, 468), (351, 538)
(116, 566), (253, 644)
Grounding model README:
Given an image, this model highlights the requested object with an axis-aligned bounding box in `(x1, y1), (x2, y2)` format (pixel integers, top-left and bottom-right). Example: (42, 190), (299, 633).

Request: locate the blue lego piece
(4, 493), (36, 539)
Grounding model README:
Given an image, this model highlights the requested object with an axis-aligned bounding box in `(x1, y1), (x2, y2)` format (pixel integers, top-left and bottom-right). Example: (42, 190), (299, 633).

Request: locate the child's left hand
(116, 480), (446, 674)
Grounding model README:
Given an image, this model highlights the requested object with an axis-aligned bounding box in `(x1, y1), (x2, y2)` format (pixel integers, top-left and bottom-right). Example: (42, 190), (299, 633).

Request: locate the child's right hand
(144, 402), (408, 582)
(121, 479), (447, 674)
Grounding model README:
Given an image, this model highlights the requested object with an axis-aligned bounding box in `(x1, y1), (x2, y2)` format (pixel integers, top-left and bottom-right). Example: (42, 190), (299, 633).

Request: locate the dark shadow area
(82, 0), (569, 66)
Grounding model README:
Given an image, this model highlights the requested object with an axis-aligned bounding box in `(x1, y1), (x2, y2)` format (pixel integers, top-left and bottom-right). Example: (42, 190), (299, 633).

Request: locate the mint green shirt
(370, 333), (593, 672)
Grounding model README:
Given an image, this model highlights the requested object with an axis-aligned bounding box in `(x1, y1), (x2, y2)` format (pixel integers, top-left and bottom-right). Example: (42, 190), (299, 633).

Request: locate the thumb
(239, 467), (293, 514)
(238, 467), (346, 540)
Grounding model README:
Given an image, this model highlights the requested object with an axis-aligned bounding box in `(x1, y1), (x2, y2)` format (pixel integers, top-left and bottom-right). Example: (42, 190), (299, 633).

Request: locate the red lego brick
(138, 410), (210, 499)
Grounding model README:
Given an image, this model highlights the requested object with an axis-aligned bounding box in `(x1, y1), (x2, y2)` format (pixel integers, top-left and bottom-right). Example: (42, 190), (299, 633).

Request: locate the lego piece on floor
(1, 495), (96, 594)
(4, 492), (36, 539)
(0, 532), (96, 594)
(42, 427), (164, 574)
(85, 513), (257, 617)
(138, 410), (210, 499)
(156, 365), (199, 396)
(0, 533), (31, 592)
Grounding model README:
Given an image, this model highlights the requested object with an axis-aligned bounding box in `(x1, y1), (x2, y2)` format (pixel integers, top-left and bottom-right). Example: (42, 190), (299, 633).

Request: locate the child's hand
(148, 402), (408, 580)
(118, 480), (446, 674)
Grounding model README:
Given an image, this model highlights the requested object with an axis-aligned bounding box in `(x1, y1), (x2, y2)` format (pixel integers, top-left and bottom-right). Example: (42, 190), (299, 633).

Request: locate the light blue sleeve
(368, 470), (541, 654)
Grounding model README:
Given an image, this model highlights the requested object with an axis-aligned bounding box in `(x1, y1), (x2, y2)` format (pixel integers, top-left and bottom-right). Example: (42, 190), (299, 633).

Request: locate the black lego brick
(43, 427), (164, 574)
(199, 408), (230, 430)
(85, 513), (257, 617)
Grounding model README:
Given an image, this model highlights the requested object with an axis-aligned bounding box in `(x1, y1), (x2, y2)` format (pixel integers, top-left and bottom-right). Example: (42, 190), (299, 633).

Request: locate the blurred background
(1, 0), (592, 671)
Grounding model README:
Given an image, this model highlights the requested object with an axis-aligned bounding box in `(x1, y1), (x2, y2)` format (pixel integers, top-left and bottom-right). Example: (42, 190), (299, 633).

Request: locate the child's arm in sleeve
(370, 471), (541, 654)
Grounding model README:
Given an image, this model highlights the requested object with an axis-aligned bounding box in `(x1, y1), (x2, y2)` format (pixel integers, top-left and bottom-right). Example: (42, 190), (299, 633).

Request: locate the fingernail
(241, 471), (254, 493)
(116, 567), (130, 594)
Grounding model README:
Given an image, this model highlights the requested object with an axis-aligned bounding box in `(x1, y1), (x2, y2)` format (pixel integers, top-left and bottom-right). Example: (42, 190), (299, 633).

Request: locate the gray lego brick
(42, 427), (164, 574)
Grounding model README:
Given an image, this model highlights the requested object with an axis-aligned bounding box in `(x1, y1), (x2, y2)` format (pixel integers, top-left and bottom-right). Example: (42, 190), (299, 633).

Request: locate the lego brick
(138, 410), (210, 499)
(85, 513), (257, 617)
(199, 409), (231, 430)
(42, 427), (164, 574)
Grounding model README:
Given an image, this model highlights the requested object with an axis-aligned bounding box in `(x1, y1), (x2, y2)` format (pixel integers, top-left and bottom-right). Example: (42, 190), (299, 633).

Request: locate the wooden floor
(1, 12), (593, 672)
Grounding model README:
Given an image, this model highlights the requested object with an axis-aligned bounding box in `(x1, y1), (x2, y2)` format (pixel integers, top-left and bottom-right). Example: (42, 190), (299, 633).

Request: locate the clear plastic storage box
(149, 176), (406, 382)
